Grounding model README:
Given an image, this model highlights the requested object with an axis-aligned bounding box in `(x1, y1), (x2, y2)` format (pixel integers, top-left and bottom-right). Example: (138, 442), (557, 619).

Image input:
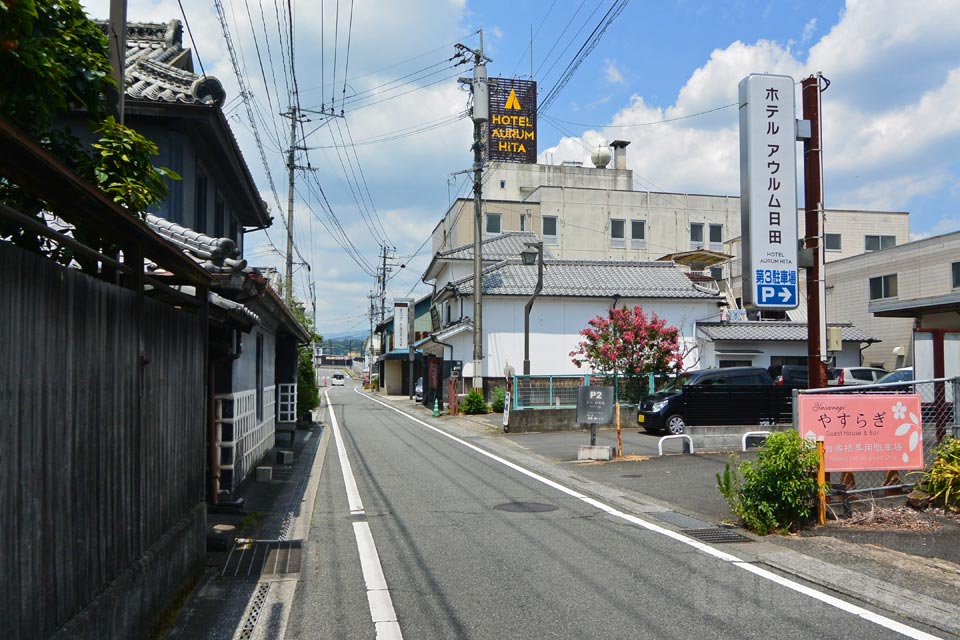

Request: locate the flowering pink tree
(569, 305), (684, 375)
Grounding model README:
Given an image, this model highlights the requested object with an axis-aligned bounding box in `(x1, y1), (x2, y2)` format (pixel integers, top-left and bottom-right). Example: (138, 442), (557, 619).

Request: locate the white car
(331, 373), (345, 386)
(828, 367), (888, 386)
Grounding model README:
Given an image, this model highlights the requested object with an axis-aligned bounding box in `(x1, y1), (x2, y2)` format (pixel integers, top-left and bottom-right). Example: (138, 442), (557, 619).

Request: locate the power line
(542, 102), (738, 128)
(176, 0), (207, 78)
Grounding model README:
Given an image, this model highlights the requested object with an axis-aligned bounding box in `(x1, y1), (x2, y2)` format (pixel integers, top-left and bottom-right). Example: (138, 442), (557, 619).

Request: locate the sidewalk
(162, 418), (327, 640)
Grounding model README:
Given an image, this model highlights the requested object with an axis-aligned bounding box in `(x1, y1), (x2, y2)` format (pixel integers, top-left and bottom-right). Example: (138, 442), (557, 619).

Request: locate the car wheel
(665, 414), (686, 435)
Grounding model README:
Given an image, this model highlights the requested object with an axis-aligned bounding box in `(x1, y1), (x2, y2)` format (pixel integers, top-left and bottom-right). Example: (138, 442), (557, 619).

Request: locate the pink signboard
(797, 394), (924, 472)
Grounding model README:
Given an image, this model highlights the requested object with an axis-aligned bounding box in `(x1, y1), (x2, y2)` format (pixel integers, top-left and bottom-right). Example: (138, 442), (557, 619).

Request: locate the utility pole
(107, 0), (127, 123)
(376, 244), (396, 323)
(457, 32), (490, 390)
(802, 74), (828, 390)
(281, 106), (310, 305)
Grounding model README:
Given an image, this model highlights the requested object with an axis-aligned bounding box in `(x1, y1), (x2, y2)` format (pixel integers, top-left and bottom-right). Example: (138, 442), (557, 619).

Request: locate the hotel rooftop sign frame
(487, 78), (537, 164)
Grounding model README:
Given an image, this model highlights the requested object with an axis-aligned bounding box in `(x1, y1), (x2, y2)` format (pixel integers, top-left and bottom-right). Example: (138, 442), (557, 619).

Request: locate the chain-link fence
(798, 377), (958, 509)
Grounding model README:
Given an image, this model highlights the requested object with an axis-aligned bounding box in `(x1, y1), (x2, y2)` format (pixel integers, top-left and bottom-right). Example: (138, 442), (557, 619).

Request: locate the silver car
(828, 367), (888, 386)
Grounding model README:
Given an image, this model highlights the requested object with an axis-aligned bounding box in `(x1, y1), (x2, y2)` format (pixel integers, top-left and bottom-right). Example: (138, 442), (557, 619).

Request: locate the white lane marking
(356, 389), (943, 640)
(326, 388), (364, 515)
(328, 389), (404, 639)
(303, 432), (312, 442)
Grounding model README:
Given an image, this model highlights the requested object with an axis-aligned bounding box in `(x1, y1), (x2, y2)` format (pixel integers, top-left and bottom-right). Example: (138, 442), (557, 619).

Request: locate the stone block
(577, 445), (613, 461)
(256, 466), (272, 482)
(206, 524), (236, 552)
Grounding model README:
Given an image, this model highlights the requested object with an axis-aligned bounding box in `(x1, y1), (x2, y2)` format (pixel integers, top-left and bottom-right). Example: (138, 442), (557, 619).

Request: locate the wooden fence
(0, 242), (206, 638)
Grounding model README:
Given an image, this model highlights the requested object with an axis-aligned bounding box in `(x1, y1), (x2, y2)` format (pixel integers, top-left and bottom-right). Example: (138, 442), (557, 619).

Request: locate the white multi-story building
(432, 144), (909, 287)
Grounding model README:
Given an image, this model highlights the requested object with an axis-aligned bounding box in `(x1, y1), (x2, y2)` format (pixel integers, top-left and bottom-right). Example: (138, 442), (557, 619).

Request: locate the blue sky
(79, 1), (960, 336)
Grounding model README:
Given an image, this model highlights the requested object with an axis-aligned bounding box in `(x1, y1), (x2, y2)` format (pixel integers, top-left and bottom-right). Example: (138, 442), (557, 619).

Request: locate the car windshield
(334, 374), (344, 379)
(658, 373), (695, 393)
(877, 369), (912, 384)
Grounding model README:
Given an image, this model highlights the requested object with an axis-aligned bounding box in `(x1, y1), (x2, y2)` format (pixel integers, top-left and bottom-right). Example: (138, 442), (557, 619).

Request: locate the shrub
(491, 387), (507, 413)
(917, 437), (960, 510)
(461, 389), (488, 415)
(717, 431), (820, 535)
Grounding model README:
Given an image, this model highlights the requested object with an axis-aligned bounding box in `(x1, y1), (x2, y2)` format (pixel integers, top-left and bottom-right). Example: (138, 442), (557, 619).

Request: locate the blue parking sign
(757, 283), (796, 306)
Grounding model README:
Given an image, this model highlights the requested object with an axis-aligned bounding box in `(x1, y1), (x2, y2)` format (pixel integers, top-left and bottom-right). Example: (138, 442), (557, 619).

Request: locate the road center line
(327, 389), (403, 639)
(356, 388), (942, 640)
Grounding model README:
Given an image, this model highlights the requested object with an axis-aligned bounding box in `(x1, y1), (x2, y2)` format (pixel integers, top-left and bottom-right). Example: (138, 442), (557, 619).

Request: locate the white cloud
(800, 18), (817, 45)
(603, 58), (625, 85)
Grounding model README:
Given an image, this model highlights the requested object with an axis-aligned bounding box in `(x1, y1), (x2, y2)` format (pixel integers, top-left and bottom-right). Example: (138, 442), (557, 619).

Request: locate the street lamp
(520, 242), (544, 375)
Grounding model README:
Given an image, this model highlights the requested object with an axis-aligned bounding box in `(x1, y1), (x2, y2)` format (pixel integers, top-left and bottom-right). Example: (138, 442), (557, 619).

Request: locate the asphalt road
(282, 385), (946, 639)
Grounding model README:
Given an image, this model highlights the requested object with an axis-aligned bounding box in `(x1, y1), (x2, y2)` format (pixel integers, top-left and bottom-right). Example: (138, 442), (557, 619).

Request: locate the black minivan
(637, 367), (773, 435)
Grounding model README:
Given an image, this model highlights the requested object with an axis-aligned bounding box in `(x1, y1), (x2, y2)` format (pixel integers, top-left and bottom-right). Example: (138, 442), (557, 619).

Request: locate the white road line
(356, 389), (943, 640)
(327, 389), (403, 640)
(326, 388), (364, 515)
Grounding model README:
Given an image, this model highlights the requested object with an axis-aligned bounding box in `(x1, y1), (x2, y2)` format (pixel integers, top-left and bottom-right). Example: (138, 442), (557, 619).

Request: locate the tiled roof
(99, 20), (226, 106)
(145, 213), (245, 273)
(438, 232), (555, 261)
(698, 321), (876, 343)
(449, 260), (722, 299)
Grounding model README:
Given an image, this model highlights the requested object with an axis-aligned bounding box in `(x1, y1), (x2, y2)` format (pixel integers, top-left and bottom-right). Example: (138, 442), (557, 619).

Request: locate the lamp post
(520, 242), (544, 376)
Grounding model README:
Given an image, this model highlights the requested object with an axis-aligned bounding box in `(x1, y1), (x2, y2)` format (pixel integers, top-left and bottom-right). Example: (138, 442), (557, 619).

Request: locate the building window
(485, 212), (501, 235)
(825, 233), (842, 251)
(709, 223), (723, 250)
(610, 218), (625, 248)
(500, 180), (506, 189)
(543, 215), (558, 244)
(519, 215), (526, 231)
(631, 219), (646, 249)
(869, 274), (898, 300)
(865, 234), (896, 252)
(195, 169), (208, 233)
(214, 194), (225, 237)
(952, 262), (960, 289)
(710, 266), (724, 281)
(690, 222), (704, 249)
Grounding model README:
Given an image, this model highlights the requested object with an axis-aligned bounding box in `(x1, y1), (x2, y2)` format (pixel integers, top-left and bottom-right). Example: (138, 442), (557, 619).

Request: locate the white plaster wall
(449, 296), (718, 377)
(698, 340), (861, 369)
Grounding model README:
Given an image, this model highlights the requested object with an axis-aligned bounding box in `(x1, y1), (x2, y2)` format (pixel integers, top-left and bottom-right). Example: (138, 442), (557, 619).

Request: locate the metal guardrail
(658, 435), (694, 456)
(741, 431), (771, 451)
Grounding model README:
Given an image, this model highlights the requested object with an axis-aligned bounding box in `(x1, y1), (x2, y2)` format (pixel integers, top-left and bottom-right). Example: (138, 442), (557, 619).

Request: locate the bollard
(433, 398), (439, 417)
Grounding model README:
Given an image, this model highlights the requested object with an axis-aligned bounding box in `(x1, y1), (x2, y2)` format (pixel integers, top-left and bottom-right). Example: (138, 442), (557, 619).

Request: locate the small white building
(431, 258), (725, 383)
(696, 321), (876, 370)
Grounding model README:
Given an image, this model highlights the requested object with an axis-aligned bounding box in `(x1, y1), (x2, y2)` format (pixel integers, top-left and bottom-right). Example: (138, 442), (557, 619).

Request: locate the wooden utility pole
(107, 0), (127, 123)
(802, 74), (828, 390)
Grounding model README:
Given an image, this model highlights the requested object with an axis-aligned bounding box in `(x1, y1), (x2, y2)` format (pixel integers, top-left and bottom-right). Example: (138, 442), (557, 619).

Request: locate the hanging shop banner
(393, 299), (412, 351)
(487, 78), (537, 164)
(739, 73), (799, 311)
(797, 394), (925, 472)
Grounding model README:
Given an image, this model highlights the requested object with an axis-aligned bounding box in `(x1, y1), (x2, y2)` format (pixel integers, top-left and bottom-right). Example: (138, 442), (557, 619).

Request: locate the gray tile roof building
(438, 232), (555, 261)
(444, 260), (723, 299)
(99, 20), (226, 106)
(697, 322), (876, 343)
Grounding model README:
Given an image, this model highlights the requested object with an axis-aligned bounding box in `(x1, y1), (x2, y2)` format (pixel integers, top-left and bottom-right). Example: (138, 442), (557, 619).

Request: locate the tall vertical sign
(393, 299), (412, 351)
(487, 78), (537, 164)
(739, 74), (799, 311)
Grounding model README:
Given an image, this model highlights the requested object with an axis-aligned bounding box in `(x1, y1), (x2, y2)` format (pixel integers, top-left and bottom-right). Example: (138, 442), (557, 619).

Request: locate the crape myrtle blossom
(569, 305), (683, 375)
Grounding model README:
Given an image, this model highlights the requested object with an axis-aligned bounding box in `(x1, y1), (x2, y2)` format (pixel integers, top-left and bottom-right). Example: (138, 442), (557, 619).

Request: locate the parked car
(876, 367), (913, 385)
(768, 365), (809, 388)
(828, 367), (888, 386)
(331, 373), (345, 386)
(414, 377), (423, 402)
(637, 367), (773, 435)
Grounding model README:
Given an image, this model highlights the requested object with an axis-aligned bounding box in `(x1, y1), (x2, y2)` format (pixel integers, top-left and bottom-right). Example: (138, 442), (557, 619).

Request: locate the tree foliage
(569, 305), (683, 375)
(1, 0), (177, 258)
(291, 303), (322, 419)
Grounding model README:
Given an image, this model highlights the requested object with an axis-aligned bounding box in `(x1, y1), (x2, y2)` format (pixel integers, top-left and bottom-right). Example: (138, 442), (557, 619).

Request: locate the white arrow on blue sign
(757, 284), (796, 306)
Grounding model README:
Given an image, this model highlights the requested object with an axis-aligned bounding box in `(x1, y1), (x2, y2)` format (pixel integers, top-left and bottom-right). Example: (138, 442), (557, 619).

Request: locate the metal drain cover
(222, 539), (303, 577)
(681, 528), (752, 544)
(621, 474), (643, 478)
(494, 502), (558, 513)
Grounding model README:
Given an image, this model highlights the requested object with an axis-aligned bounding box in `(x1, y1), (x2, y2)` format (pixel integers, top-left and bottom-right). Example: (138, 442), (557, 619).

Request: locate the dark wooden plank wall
(0, 243), (205, 638)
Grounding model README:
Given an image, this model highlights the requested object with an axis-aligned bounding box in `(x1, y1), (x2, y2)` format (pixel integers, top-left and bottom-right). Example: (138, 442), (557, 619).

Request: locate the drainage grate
(681, 528), (753, 544)
(222, 539), (303, 578)
(237, 583), (271, 640)
(493, 501), (558, 513)
(654, 511), (714, 530)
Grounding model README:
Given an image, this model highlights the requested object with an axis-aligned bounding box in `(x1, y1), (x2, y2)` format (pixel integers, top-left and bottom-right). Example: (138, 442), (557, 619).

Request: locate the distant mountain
(321, 331), (367, 341)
